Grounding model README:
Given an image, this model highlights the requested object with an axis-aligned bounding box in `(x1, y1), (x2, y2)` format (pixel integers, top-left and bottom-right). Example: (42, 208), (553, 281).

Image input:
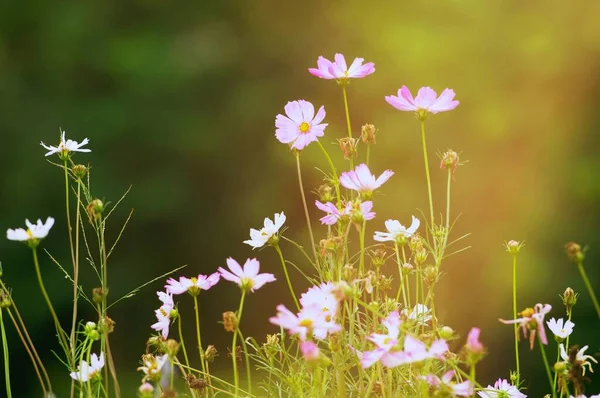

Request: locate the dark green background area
(1, 0), (599, 396)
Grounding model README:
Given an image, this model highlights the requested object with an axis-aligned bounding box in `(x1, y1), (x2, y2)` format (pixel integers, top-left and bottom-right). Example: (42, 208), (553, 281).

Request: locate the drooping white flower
(151, 291), (174, 339)
(41, 130), (91, 158)
(546, 318), (574, 340)
(560, 343), (598, 376)
(243, 212), (286, 249)
(70, 352), (104, 382)
(405, 304), (432, 326)
(374, 216), (420, 243)
(7, 217), (55, 244)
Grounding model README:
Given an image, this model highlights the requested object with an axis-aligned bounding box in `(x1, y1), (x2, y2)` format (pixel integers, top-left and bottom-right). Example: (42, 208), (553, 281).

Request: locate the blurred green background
(1, 0), (599, 396)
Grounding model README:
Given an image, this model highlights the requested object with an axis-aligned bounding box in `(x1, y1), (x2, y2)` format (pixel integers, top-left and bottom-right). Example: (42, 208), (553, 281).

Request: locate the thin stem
(394, 244), (408, 307)
(274, 244), (300, 310)
(192, 296), (207, 374)
(512, 254), (520, 384)
(31, 247), (70, 355)
(576, 260), (600, 319)
(177, 313), (191, 369)
(315, 140), (341, 206)
(552, 341), (560, 398)
(0, 310), (12, 398)
(232, 290), (247, 397)
(341, 86), (354, 166)
(70, 179), (82, 372)
(366, 143), (371, 167)
(539, 335), (554, 391)
(469, 365), (476, 398)
(296, 153), (319, 265)
(237, 329), (252, 395)
(420, 120), (435, 228)
(6, 309), (47, 396)
(440, 168), (452, 265)
(359, 221), (366, 274)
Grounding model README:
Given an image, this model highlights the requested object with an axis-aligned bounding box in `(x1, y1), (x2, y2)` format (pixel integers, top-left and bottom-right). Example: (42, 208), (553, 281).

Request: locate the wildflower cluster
(0, 53), (598, 398)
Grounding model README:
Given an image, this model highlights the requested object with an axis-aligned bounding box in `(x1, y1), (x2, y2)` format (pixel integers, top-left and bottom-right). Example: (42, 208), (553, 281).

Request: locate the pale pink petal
(218, 267), (241, 284)
(375, 170), (394, 188)
(284, 101), (303, 124)
(252, 273), (276, 291)
(334, 53), (348, 72)
(415, 87), (438, 109)
(353, 62), (375, 78)
(311, 106), (326, 125)
(361, 349), (385, 368)
(428, 88), (459, 113)
(226, 258), (244, 277)
(297, 100), (315, 121)
(243, 258), (260, 278)
(346, 57), (364, 76)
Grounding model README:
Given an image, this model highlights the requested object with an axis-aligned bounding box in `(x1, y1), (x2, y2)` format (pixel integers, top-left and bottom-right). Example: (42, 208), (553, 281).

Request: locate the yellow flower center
(26, 229), (33, 239)
(299, 122), (310, 133)
(191, 277), (197, 284)
(299, 319), (313, 328)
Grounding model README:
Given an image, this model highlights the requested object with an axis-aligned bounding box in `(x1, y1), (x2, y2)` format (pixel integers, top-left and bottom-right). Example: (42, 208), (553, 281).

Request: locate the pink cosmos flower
(300, 341), (320, 362)
(361, 311), (402, 368)
(218, 258), (276, 292)
(315, 201), (351, 225)
(383, 335), (448, 368)
(477, 379), (526, 397)
(299, 282), (339, 320)
(269, 304), (341, 341)
(466, 327), (484, 353)
(275, 100), (327, 151)
(423, 370), (474, 397)
(499, 303), (552, 350)
(151, 291), (174, 339)
(385, 86), (459, 117)
(165, 272), (220, 295)
(339, 164), (394, 197)
(308, 53), (375, 80)
(355, 201), (376, 222)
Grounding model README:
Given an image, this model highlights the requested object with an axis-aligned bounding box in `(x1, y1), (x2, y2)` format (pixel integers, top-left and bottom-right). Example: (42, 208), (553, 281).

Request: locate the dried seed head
(204, 345), (218, 362)
(564, 242), (584, 263)
(72, 164), (88, 179)
(165, 339), (180, 357)
(361, 123), (376, 144)
(338, 137), (358, 160)
(222, 311), (238, 332)
(185, 374), (207, 392)
(317, 184), (334, 202)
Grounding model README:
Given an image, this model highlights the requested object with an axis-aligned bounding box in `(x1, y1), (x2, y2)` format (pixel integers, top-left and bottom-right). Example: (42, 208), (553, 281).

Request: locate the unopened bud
(317, 184), (334, 203)
(92, 287), (106, 304)
(564, 242), (584, 263)
(370, 249), (387, 268)
(72, 164), (88, 179)
(0, 290), (11, 309)
(361, 124), (376, 144)
(415, 248), (428, 265)
(402, 263), (414, 274)
(87, 199), (104, 223)
(561, 287), (578, 315)
(138, 382), (154, 398)
(439, 326), (454, 340)
(423, 265), (438, 286)
(505, 240), (523, 255)
(553, 361), (567, 372)
(338, 137), (358, 160)
(440, 150), (459, 180)
(223, 311), (238, 332)
(204, 345), (217, 362)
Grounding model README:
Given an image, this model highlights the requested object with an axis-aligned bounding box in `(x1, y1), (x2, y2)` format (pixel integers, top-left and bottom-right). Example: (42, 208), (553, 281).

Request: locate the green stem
(296, 153), (319, 265)
(469, 365), (476, 397)
(316, 140), (341, 207)
(237, 328), (252, 395)
(274, 244), (300, 310)
(420, 120), (435, 230)
(31, 248), (70, 355)
(552, 340), (560, 398)
(192, 296), (207, 375)
(539, 335), (554, 391)
(232, 291), (246, 397)
(177, 313), (191, 369)
(512, 254), (520, 384)
(576, 260), (600, 319)
(0, 310), (12, 398)
(401, 247), (411, 309)
(341, 85), (354, 167)
(394, 244), (408, 307)
(440, 168), (452, 266)
(359, 221), (366, 274)
(366, 143), (371, 167)
(70, 179), (82, 370)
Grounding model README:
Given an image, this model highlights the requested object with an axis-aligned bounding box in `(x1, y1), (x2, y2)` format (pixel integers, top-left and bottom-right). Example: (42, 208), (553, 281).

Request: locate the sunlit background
(1, 0), (599, 396)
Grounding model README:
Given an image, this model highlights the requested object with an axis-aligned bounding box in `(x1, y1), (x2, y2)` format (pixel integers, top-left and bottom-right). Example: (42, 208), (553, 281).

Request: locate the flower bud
(0, 290), (11, 309)
(85, 322), (100, 340)
(379, 275), (393, 293)
(343, 264), (357, 282)
(553, 361), (567, 372)
(98, 316), (115, 335)
(72, 164), (88, 179)
(402, 263), (414, 275)
(138, 382), (154, 398)
(317, 184), (334, 203)
(87, 199), (105, 222)
(338, 137), (358, 160)
(92, 287), (106, 304)
(223, 311), (238, 332)
(415, 248), (428, 265)
(361, 124), (376, 144)
(423, 265), (438, 287)
(408, 235), (424, 252)
(263, 334), (281, 358)
(439, 326), (454, 340)
(205, 345), (218, 362)
(440, 150), (459, 180)
(505, 240), (523, 254)
(370, 249), (387, 268)
(561, 287), (578, 315)
(564, 242), (584, 263)
(165, 339), (180, 357)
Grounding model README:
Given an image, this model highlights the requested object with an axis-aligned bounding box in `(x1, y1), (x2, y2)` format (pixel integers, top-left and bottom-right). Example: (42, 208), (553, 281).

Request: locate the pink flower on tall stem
(165, 272), (220, 296)
(275, 100), (327, 151)
(308, 54), (375, 80)
(466, 327), (485, 353)
(339, 164), (394, 198)
(499, 303), (552, 350)
(299, 282), (339, 319)
(218, 258), (276, 293)
(385, 86), (459, 119)
(315, 201), (351, 225)
(300, 341), (320, 362)
(477, 379), (526, 397)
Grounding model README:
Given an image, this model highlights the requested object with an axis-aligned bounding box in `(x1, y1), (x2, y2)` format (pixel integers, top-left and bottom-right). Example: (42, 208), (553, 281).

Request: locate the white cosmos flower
(7, 217), (55, 243)
(243, 212), (286, 249)
(138, 354), (169, 382)
(40, 130), (91, 157)
(546, 318), (574, 340)
(374, 216), (420, 243)
(70, 352), (104, 382)
(406, 304), (432, 326)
